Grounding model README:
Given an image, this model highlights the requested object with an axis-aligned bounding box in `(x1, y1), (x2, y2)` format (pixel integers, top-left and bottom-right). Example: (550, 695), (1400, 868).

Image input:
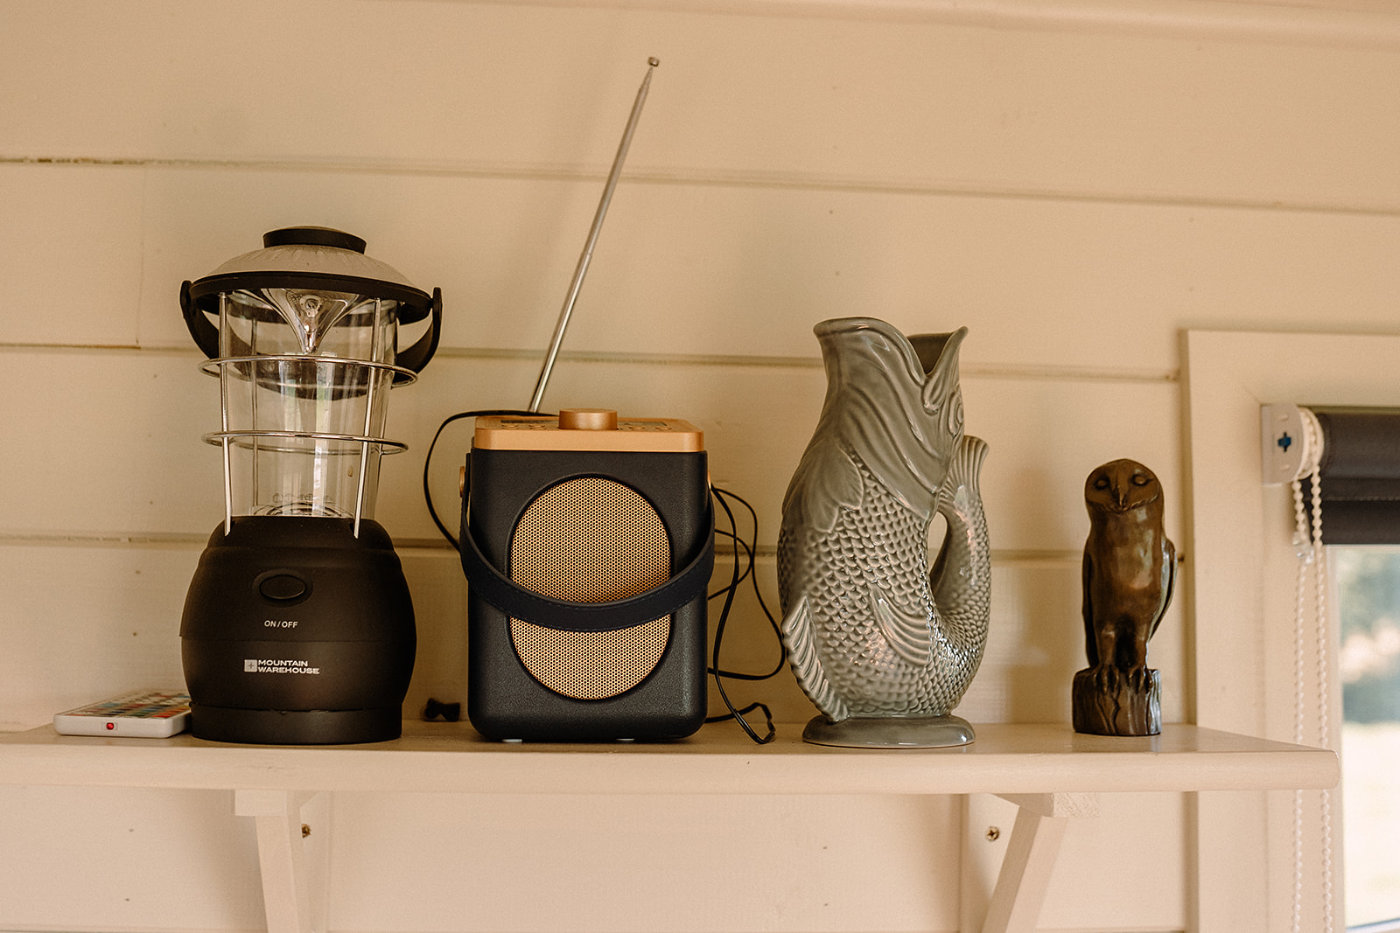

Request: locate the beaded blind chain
(1289, 407), (1335, 933)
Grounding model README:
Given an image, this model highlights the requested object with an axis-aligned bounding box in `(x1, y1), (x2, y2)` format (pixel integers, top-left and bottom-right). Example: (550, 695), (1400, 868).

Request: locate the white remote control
(53, 689), (191, 738)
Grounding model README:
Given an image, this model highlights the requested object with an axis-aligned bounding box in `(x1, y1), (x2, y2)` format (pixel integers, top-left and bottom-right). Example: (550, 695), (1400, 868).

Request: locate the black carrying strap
(458, 461), (715, 633)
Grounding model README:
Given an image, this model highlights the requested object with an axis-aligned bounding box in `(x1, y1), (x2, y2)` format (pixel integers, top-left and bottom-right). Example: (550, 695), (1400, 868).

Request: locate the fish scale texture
(780, 451), (986, 717)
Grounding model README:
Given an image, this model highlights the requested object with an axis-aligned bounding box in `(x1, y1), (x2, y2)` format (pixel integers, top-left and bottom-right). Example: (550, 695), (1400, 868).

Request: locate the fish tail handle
(931, 433), (991, 599)
(938, 434), (988, 514)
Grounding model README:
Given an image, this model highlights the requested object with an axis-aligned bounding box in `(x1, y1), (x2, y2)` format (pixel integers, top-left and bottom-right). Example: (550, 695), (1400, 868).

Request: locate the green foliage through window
(1336, 549), (1400, 725)
(1333, 548), (1400, 930)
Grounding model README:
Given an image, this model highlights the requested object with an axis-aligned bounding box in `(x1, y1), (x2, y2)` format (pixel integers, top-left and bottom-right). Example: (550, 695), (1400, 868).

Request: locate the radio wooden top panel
(473, 409), (704, 453)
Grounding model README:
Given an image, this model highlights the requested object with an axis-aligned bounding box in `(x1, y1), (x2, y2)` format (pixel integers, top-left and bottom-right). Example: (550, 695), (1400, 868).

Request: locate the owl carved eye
(1131, 473), (1152, 487)
(1093, 476), (1111, 491)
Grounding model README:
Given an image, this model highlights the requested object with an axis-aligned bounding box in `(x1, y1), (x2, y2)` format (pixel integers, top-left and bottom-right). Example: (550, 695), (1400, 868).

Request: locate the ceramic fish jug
(778, 317), (991, 747)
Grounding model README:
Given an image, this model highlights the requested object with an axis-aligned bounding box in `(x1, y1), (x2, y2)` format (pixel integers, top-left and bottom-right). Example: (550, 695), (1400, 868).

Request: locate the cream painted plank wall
(2, 0), (1397, 931)
(6, 163), (1400, 370)
(0, 348), (1180, 551)
(5, 1), (1400, 210)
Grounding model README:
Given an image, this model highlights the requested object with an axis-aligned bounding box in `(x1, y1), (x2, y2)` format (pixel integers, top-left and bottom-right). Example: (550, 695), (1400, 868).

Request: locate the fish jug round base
(801, 713), (975, 748)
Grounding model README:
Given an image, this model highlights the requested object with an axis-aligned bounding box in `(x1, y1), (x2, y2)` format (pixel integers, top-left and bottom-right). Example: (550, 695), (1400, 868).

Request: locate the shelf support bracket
(234, 790), (329, 933)
(966, 792), (1100, 933)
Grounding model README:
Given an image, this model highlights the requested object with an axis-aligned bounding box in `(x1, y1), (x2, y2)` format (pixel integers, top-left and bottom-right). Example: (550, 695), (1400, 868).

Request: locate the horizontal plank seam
(4, 157), (1400, 219)
(0, 532), (1082, 565)
(504, 0), (1400, 51)
(0, 342), (1178, 384)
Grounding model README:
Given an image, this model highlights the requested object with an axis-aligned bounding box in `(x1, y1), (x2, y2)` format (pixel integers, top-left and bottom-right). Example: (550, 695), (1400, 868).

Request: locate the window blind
(1305, 408), (1400, 546)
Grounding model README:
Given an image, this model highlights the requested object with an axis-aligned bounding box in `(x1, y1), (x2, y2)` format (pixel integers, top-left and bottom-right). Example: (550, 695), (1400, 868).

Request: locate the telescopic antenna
(527, 57), (660, 413)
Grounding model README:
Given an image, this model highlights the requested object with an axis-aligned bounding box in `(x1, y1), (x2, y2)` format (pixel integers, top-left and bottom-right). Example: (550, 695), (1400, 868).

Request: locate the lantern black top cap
(183, 225), (436, 324)
(263, 226), (367, 254)
(180, 225), (443, 377)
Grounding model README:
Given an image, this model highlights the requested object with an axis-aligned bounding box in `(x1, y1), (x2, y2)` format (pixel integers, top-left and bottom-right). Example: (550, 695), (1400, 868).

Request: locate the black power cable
(422, 409), (540, 549)
(703, 486), (784, 743)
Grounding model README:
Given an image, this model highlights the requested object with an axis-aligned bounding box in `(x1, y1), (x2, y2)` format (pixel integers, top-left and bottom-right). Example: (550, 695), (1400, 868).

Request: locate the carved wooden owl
(1081, 459), (1175, 693)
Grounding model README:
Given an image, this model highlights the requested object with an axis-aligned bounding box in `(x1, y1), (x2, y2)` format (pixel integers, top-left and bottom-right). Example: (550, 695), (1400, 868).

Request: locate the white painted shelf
(0, 720), (1338, 795)
(0, 721), (1337, 933)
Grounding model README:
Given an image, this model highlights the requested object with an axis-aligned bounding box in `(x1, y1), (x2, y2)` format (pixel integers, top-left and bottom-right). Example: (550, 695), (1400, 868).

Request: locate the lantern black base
(180, 516), (416, 747)
(189, 703), (402, 745)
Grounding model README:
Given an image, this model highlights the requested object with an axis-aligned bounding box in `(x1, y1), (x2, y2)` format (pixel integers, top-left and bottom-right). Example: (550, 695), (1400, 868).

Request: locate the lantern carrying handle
(394, 287), (442, 382)
(180, 279), (221, 359)
(181, 282), (442, 387)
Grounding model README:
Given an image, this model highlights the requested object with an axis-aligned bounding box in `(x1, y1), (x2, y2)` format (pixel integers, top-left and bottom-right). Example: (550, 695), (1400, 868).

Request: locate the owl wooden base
(1072, 669), (1161, 736)
(801, 714), (975, 748)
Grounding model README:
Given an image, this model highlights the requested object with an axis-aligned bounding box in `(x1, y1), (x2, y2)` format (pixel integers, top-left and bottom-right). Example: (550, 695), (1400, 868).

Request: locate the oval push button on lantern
(257, 572), (309, 603)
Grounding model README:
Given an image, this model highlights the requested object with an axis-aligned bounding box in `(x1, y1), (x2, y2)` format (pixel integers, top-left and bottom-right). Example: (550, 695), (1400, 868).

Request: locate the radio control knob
(558, 408), (618, 431)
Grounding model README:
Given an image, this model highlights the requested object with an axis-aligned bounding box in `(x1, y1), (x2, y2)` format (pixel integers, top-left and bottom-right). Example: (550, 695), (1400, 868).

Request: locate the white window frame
(1185, 329), (1400, 932)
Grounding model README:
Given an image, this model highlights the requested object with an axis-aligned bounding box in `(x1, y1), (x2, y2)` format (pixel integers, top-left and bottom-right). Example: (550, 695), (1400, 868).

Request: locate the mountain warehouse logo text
(244, 659), (321, 675)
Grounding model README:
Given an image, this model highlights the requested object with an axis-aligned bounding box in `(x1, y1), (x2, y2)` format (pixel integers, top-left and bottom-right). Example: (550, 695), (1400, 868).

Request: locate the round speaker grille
(508, 477), (672, 700)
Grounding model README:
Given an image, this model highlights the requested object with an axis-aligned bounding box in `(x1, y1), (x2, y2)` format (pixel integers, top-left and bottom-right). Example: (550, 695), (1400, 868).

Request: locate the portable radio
(459, 409), (712, 741)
